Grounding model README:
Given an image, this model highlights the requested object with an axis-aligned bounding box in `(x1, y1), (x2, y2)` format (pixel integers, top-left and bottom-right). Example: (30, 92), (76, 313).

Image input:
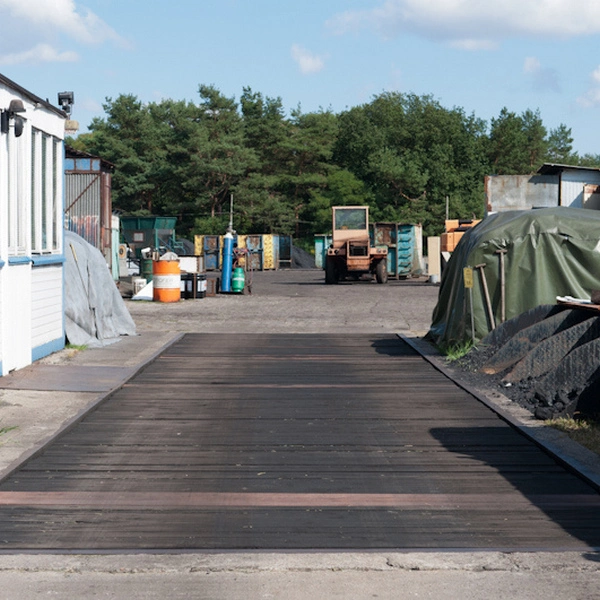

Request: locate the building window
(30, 129), (62, 254)
(53, 138), (60, 250)
(7, 126), (27, 256)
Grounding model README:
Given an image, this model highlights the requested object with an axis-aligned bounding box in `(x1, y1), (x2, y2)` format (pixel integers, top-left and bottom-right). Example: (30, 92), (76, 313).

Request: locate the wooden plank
(0, 333), (598, 551)
(0, 507), (593, 550)
(0, 491), (598, 509)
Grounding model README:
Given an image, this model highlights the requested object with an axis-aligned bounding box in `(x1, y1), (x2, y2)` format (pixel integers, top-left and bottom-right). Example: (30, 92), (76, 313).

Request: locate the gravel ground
(126, 269), (438, 335)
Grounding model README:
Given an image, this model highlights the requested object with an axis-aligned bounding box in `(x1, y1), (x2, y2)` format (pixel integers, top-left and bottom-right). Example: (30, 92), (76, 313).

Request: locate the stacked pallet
(441, 219), (481, 252)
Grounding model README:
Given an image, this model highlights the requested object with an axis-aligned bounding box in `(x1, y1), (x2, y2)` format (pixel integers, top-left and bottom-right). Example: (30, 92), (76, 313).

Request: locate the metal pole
(495, 249), (507, 323)
(475, 263), (496, 331)
(469, 286), (475, 343)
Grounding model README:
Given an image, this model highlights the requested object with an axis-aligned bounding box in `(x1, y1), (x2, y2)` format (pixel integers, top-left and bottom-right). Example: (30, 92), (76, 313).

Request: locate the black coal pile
(453, 304), (600, 421)
(292, 245), (316, 269)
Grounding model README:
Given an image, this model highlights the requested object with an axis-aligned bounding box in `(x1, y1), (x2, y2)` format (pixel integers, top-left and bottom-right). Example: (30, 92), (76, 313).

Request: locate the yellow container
(263, 234), (275, 270)
(194, 235), (203, 256)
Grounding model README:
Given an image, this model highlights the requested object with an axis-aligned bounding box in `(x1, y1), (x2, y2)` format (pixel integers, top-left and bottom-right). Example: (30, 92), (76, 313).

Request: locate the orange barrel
(152, 260), (181, 302)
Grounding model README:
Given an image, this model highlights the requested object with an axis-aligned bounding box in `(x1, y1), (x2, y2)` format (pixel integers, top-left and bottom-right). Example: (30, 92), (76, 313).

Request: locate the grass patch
(0, 425), (18, 437)
(546, 417), (600, 455)
(441, 340), (475, 362)
(66, 344), (88, 351)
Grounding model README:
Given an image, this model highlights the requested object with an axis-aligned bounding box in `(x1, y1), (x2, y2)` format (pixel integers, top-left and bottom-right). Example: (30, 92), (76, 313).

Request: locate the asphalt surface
(0, 268), (598, 599)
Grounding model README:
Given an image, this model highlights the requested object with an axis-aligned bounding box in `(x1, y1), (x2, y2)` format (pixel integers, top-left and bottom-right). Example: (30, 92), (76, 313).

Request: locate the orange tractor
(325, 206), (388, 284)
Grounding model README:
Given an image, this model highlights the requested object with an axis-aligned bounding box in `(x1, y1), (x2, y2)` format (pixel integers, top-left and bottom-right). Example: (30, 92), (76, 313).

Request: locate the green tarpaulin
(429, 207), (600, 346)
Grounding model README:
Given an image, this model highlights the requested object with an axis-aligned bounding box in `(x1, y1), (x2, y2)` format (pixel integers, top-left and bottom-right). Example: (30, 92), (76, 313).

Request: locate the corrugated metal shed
(485, 174), (558, 213)
(64, 147), (114, 272)
(538, 164), (600, 208)
(486, 163), (600, 214)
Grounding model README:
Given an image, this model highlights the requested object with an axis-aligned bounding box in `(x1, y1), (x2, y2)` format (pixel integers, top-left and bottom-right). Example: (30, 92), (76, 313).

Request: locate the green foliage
(576, 153), (600, 168)
(440, 340), (475, 361)
(333, 92), (487, 235)
(193, 215), (230, 236)
(66, 343), (88, 351)
(305, 169), (374, 234)
(487, 107), (549, 174)
(546, 124), (574, 163)
(73, 85), (583, 242)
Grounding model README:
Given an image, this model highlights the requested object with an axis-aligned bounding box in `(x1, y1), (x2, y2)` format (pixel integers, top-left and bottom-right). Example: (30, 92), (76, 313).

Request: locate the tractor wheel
(325, 257), (338, 284)
(375, 259), (388, 284)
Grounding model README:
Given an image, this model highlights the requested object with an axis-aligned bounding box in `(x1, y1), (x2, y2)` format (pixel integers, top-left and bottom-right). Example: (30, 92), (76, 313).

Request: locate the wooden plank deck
(0, 333), (599, 551)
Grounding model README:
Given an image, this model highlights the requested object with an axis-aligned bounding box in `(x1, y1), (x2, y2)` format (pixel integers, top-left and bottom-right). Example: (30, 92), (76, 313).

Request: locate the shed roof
(65, 146), (115, 171)
(537, 163), (600, 176)
(0, 72), (67, 119)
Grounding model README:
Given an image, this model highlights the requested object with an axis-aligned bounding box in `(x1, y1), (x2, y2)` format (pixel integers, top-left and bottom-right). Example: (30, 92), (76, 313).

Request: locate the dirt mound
(454, 304), (600, 421)
(292, 246), (316, 269)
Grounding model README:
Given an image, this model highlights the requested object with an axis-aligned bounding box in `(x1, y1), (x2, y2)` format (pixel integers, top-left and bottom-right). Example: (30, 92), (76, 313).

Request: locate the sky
(1, 0), (600, 156)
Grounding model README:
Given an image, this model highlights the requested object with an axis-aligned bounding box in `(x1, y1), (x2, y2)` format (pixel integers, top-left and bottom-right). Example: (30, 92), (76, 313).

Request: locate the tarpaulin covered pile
(65, 230), (137, 347)
(429, 207), (600, 346)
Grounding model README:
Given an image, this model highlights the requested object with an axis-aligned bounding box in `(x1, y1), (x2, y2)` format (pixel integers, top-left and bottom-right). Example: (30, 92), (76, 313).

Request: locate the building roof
(0, 72), (67, 118)
(537, 163), (600, 175)
(65, 146), (115, 171)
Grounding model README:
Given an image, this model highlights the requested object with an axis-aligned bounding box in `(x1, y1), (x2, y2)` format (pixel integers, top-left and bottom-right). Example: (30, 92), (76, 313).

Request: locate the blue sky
(1, 0), (600, 155)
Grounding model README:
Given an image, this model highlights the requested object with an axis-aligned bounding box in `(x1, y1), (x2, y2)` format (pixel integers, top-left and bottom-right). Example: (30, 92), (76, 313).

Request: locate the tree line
(69, 84), (598, 239)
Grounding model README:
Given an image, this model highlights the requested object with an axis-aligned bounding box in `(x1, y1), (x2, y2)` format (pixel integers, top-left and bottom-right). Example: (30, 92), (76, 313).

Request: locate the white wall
(31, 265), (63, 361)
(560, 171), (600, 208)
(0, 77), (65, 374)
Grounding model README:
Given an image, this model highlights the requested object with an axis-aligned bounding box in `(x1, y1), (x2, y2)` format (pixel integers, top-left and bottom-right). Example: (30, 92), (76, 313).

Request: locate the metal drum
(153, 260), (181, 302)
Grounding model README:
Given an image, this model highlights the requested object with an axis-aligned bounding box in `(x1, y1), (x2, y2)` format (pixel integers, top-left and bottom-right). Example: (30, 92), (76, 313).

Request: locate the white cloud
(450, 39), (498, 51)
(0, 0), (123, 44)
(0, 42), (78, 65)
(578, 66), (600, 107)
(523, 57), (541, 74)
(291, 44), (325, 75)
(328, 1), (600, 50)
(0, 0), (127, 65)
(523, 56), (560, 92)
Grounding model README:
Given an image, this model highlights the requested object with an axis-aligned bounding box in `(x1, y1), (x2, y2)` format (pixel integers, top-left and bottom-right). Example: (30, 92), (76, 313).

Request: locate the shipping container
(263, 234), (279, 270)
(371, 223), (423, 278)
(196, 232), (293, 271)
(314, 234), (332, 270)
(203, 235), (220, 270)
(121, 216), (178, 258)
(245, 235), (263, 271)
(278, 235), (292, 268)
(194, 235), (203, 256)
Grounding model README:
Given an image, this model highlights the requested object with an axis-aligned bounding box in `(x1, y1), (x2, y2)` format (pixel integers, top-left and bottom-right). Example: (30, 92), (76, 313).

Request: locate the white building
(0, 74), (67, 375)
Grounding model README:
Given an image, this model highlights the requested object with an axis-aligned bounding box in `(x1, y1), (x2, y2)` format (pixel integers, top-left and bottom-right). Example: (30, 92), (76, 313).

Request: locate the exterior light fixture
(57, 91), (74, 115)
(0, 98), (26, 137)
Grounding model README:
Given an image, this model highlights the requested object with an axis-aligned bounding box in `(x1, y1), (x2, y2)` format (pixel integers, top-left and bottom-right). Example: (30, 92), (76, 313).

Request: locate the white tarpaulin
(65, 231), (137, 347)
